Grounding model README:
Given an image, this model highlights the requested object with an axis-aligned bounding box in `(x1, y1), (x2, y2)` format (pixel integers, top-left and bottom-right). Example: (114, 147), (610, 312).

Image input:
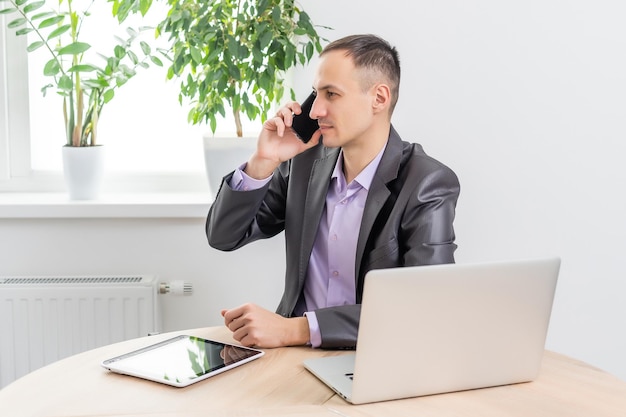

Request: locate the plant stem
(233, 107), (242, 137)
(68, 90), (75, 146)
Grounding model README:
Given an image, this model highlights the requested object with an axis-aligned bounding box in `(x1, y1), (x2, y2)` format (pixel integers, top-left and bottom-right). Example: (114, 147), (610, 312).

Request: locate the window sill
(0, 192), (212, 219)
(0, 171), (216, 218)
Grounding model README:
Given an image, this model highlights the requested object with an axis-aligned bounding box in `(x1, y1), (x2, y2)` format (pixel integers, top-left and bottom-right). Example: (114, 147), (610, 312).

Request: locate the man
(206, 34), (460, 349)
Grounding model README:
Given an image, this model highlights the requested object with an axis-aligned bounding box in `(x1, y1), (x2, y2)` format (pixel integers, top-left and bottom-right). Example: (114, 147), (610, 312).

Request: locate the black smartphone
(291, 92), (319, 143)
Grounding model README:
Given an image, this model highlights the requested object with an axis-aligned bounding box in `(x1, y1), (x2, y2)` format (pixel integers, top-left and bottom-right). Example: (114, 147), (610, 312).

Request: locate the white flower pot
(62, 145), (105, 200)
(203, 135), (257, 197)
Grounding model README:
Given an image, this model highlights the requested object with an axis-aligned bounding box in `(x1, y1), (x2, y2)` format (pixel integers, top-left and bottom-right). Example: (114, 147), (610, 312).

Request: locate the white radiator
(0, 275), (161, 388)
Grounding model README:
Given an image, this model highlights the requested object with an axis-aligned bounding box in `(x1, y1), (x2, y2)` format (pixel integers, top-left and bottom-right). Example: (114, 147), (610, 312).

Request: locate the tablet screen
(102, 335), (264, 387)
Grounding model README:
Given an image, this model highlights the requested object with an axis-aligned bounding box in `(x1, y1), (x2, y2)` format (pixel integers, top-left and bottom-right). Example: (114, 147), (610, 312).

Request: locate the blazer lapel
(298, 147), (341, 286)
(355, 127), (403, 282)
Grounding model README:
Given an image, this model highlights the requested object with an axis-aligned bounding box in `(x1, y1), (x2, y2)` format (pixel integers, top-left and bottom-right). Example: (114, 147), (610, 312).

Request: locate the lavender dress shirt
(229, 147), (385, 347)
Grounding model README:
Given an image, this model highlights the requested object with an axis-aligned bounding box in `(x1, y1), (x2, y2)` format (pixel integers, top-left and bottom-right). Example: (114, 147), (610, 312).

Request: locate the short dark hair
(321, 34), (401, 114)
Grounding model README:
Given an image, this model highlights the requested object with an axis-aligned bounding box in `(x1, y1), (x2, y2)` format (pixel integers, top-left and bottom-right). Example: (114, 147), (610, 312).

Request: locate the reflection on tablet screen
(102, 335), (264, 387)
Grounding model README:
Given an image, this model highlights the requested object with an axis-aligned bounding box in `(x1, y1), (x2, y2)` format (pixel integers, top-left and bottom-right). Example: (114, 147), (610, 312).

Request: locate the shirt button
(331, 234), (338, 241)
(332, 271), (339, 277)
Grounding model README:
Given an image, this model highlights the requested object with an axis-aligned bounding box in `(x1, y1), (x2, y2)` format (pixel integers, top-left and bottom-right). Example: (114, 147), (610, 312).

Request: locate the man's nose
(310, 97), (323, 120)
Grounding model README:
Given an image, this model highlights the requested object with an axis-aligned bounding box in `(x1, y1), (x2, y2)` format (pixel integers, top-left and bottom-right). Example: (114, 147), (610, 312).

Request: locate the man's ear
(372, 83), (391, 114)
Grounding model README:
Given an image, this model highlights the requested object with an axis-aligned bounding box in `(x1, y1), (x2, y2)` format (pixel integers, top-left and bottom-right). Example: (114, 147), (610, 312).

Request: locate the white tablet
(101, 335), (264, 387)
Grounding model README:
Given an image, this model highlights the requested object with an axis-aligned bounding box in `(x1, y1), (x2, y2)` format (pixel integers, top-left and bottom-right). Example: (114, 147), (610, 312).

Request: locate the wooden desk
(1, 326), (625, 417)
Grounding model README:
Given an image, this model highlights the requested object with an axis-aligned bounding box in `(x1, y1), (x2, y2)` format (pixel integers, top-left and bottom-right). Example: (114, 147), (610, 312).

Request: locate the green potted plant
(0, 0), (162, 199)
(154, 0), (329, 194)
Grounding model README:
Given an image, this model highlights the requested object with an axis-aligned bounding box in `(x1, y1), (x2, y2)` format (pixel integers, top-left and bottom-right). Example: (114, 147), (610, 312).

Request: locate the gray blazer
(206, 126), (460, 349)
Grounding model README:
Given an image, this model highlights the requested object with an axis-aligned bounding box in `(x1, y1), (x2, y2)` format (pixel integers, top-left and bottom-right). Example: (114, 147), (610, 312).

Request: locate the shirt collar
(330, 145), (386, 191)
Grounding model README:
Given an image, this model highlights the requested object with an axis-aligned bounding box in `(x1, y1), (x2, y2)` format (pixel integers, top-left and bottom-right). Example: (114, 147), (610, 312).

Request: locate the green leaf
(126, 27), (139, 39)
(259, 30), (273, 50)
(112, 0), (129, 22)
(68, 64), (99, 73)
(59, 42), (91, 55)
(27, 40), (44, 52)
(16, 27), (34, 36)
(139, 0), (152, 16)
(24, 1), (45, 13)
(47, 24), (71, 40)
(257, 0), (270, 14)
(107, 57), (120, 72)
(0, 8), (18, 15)
(150, 55), (163, 66)
(169, 10), (183, 23)
(69, 10), (79, 30)
(209, 115), (217, 133)
(283, 45), (295, 70)
(227, 64), (240, 81)
(127, 50), (139, 65)
(38, 15), (64, 29)
(116, 74), (128, 87)
(83, 78), (109, 88)
(238, 43), (249, 60)
(114, 45), (126, 59)
(120, 64), (136, 77)
(140, 40), (151, 55)
(30, 12), (55, 21)
(8, 17), (26, 28)
(245, 101), (258, 118)
(15, 0), (29, 6)
(252, 47), (263, 65)
(40, 83), (53, 97)
(103, 89), (115, 103)
(190, 46), (201, 64)
(58, 75), (73, 91)
(271, 6), (281, 23)
(156, 47), (170, 58)
(43, 58), (60, 76)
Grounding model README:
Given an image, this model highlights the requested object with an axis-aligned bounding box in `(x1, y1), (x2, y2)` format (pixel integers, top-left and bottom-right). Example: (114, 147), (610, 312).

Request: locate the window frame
(0, 17), (31, 183)
(0, 17), (210, 195)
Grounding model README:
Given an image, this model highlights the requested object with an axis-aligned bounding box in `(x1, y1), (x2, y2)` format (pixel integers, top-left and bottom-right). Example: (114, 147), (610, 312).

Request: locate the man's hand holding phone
(244, 95), (321, 180)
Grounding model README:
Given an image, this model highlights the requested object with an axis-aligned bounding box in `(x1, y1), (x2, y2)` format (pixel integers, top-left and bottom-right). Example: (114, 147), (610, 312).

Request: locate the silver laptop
(303, 257), (561, 404)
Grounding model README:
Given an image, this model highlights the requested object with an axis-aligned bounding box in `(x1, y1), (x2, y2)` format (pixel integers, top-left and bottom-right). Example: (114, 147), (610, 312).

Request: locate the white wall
(1, 0), (624, 382)
(0, 217), (286, 332)
(299, 0), (626, 379)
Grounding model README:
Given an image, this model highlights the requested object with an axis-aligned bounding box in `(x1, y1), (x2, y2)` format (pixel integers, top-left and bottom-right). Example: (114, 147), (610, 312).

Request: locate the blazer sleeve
(401, 160), (460, 266)
(206, 166), (289, 251)
(315, 305), (361, 349)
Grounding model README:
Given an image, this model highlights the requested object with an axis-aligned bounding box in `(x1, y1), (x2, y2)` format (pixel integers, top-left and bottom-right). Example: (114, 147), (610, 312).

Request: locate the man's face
(310, 50), (376, 149)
